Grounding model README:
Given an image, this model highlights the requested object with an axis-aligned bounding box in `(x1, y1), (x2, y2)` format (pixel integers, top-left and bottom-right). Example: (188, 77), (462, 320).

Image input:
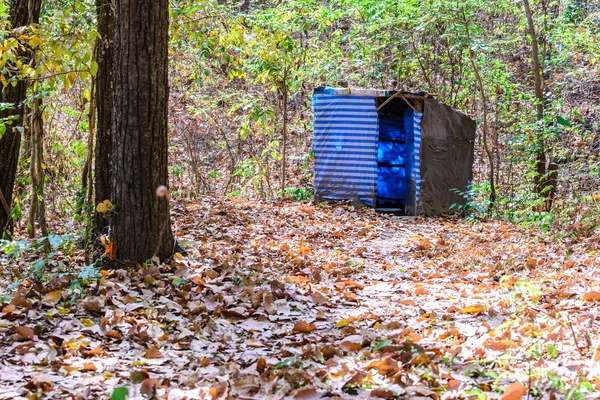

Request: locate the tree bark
(0, 0), (42, 238)
(110, 0), (174, 263)
(463, 11), (496, 210)
(523, 0), (554, 207)
(280, 82), (288, 197)
(29, 95), (50, 252)
(79, 43), (97, 217)
(94, 0), (113, 238)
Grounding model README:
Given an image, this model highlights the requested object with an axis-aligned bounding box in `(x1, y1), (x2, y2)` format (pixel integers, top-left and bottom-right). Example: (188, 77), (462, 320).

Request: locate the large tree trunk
(110, 0), (174, 263)
(94, 0), (113, 238)
(0, 0), (42, 238)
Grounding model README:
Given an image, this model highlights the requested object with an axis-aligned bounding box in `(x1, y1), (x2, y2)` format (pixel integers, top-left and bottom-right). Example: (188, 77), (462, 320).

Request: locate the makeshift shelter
(312, 87), (476, 215)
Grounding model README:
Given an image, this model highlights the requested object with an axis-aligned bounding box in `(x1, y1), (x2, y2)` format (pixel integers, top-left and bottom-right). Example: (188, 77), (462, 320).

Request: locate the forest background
(0, 0), (598, 240)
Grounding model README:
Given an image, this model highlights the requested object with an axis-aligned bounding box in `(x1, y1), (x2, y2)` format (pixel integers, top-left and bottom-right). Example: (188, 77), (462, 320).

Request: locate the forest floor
(1, 198), (600, 399)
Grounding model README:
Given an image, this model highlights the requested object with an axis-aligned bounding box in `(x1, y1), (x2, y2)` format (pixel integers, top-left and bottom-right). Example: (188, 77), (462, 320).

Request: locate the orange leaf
(209, 381), (228, 400)
(2, 304), (16, 313)
(414, 286), (429, 296)
(461, 304), (487, 314)
(293, 320), (316, 333)
(448, 379), (461, 390)
(105, 330), (123, 340)
(502, 382), (526, 400)
(83, 363), (97, 371)
(88, 347), (103, 356)
(298, 246), (311, 255)
(105, 242), (117, 261)
(43, 290), (62, 304)
(144, 346), (163, 359)
(583, 291), (600, 301)
(256, 358), (267, 374)
(342, 290), (359, 302)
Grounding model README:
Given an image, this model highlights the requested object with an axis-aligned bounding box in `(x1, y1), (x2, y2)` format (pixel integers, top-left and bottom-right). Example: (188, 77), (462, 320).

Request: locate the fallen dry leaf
(583, 291), (600, 301)
(144, 346), (163, 359)
(10, 296), (32, 308)
(502, 382), (526, 400)
(461, 304), (487, 314)
(15, 326), (35, 341)
(141, 378), (159, 398)
(82, 363), (97, 371)
(2, 304), (16, 313)
(293, 387), (323, 400)
(311, 291), (329, 305)
(43, 290), (63, 304)
(293, 320), (316, 333)
(82, 297), (104, 313)
(105, 330), (123, 340)
(130, 370), (150, 384)
(209, 381), (229, 400)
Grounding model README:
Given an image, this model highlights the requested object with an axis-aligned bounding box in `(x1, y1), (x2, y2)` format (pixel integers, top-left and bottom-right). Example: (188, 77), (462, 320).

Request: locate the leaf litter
(1, 197), (600, 398)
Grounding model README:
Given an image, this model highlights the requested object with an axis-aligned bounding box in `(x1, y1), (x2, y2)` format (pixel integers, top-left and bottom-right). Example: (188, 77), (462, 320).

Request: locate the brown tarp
(417, 99), (476, 216)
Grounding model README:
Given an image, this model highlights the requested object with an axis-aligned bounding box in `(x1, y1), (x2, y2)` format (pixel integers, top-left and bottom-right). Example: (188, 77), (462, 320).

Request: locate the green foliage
(165, 0), (600, 211)
(283, 186), (313, 201)
(110, 387), (129, 400)
(450, 184), (491, 221)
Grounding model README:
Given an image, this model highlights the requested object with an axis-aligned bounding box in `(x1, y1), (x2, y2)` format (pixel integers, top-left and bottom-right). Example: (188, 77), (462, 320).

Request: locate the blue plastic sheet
(377, 142), (406, 166)
(378, 116), (406, 142)
(377, 166), (406, 201)
(312, 93), (379, 205)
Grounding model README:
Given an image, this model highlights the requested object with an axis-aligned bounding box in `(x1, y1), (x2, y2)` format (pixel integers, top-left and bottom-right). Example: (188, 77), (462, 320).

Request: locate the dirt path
(1, 200), (599, 399)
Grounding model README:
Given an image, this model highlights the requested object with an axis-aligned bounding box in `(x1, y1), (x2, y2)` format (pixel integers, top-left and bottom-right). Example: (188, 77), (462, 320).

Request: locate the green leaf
(556, 116), (571, 127)
(111, 387), (129, 400)
(372, 339), (392, 352)
(90, 61), (99, 76)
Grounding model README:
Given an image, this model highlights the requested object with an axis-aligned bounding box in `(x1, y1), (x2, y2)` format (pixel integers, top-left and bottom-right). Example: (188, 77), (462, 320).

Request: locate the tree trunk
(463, 12), (496, 210)
(79, 43), (97, 217)
(0, 0), (42, 238)
(29, 95), (50, 252)
(110, 0), (174, 263)
(523, 0), (554, 208)
(94, 0), (114, 238)
(280, 84), (288, 197)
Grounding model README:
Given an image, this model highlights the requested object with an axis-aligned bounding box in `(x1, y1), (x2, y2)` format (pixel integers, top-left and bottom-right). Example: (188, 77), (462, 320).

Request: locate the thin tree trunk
(94, 0), (113, 239)
(31, 98), (50, 247)
(29, 95), (49, 251)
(79, 44), (98, 216)
(281, 83), (288, 197)
(0, 0), (42, 238)
(110, 0), (174, 263)
(523, 0), (551, 205)
(463, 12), (496, 209)
(28, 115), (38, 239)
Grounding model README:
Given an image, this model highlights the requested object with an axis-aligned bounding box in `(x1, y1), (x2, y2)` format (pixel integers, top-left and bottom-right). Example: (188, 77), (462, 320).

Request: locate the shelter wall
(416, 99), (476, 215)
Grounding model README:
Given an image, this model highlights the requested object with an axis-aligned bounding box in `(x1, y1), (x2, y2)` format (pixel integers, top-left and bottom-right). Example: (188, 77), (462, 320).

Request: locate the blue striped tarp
(312, 93), (378, 205)
(410, 111), (424, 204)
